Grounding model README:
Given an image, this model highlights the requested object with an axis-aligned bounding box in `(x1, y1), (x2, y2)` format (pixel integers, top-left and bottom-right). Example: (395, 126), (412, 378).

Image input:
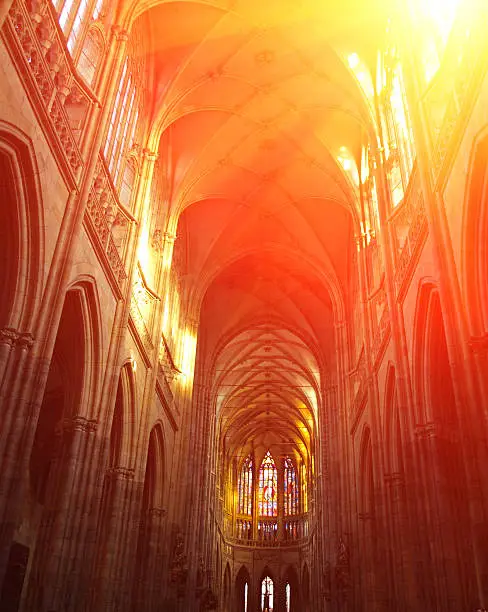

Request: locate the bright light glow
(137, 223), (150, 270)
(162, 241), (174, 269)
(180, 328), (197, 381)
(347, 52), (360, 70)
(244, 583), (248, 612)
(337, 147), (359, 186)
(345, 51), (374, 100)
(409, 0), (462, 83)
(261, 576), (273, 611)
(421, 0), (461, 44)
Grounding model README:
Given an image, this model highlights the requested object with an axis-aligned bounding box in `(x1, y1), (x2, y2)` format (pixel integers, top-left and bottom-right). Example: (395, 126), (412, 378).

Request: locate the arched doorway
(413, 282), (474, 609)
(132, 423), (166, 609)
(283, 565), (300, 611)
(261, 574), (274, 612)
(23, 282), (100, 610)
(235, 565), (251, 612)
(223, 562), (231, 612)
(302, 564), (310, 612)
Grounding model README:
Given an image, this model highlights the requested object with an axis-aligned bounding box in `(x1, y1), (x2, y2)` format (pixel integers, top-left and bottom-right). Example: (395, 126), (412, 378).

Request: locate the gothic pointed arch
(412, 280), (457, 425)
(109, 361), (137, 470)
(141, 422), (166, 511)
(283, 565), (300, 612)
(235, 565), (251, 612)
(223, 562), (231, 612)
(0, 121), (43, 332)
(258, 451), (278, 518)
(131, 423), (167, 609)
(30, 280), (100, 505)
(301, 564), (310, 611)
(260, 567), (275, 612)
(359, 425), (374, 517)
(384, 363), (403, 475)
(463, 127), (488, 336)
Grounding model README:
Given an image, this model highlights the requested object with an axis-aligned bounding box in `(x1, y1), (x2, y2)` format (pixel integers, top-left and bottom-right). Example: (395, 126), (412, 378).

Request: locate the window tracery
(238, 455), (253, 516)
(378, 49), (415, 207)
(261, 576), (273, 611)
(284, 456), (298, 516)
(102, 24), (145, 200)
(259, 451), (277, 517)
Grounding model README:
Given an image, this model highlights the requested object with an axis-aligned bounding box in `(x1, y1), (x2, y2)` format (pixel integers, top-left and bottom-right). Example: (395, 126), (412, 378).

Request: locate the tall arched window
(285, 583), (291, 612)
(284, 457), (298, 516)
(244, 582), (248, 612)
(261, 576), (273, 611)
(238, 455), (253, 515)
(54, 0), (105, 56)
(377, 49), (415, 208)
(77, 27), (103, 86)
(259, 451), (277, 517)
(102, 22), (145, 199)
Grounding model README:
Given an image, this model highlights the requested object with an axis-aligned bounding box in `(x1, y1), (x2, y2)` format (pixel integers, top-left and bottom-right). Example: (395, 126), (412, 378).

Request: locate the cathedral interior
(1, 0), (488, 610)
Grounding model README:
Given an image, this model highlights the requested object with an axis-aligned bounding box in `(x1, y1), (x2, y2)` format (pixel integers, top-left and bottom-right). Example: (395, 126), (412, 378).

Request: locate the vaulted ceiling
(131, 0), (392, 459)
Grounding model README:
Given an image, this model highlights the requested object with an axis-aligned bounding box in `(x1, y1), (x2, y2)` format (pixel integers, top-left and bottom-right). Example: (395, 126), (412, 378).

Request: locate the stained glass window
(238, 455), (253, 515)
(286, 583), (291, 612)
(259, 451), (277, 516)
(261, 576), (273, 611)
(284, 457), (298, 516)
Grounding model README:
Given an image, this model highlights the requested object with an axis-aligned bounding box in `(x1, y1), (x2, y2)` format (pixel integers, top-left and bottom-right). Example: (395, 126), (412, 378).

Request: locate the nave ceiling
(130, 0), (392, 454)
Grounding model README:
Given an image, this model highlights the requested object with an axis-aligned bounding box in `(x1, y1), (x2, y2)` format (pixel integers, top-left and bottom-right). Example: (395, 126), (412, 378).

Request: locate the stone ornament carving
(169, 528), (188, 597)
(147, 507), (166, 519)
(335, 536), (351, 594)
(106, 466), (135, 480)
(63, 416), (98, 433)
(322, 560), (331, 600)
(0, 327), (34, 349)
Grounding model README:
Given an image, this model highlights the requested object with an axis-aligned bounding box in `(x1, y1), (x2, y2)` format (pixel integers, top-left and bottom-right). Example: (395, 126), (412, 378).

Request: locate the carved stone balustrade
(85, 157), (132, 290)
(4, 0), (95, 183)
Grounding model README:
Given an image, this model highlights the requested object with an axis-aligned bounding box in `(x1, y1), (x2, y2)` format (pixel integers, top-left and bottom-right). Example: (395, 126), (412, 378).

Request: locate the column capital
(143, 148), (158, 162)
(106, 466), (135, 480)
(112, 25), (129, 42)
(415, 422), (436, 439)
(63, 415), (99, 433)
(0, 327), (34, 349)
(147, 507), (167, 518)
(163, 232), (177, 244)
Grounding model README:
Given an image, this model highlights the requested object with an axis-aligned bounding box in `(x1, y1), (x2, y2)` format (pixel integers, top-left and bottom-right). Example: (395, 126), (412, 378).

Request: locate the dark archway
(235, 564), (251, 612)
(22, 281), (99, 610)
(0, 123), (42, 335)
(132, 423), (166, 610)
(413, 282), (474, 609)
(302, 564), (310, 612)
(283, 565), (300, 612)
(29, 289), (87, 506)
(223, 562), (231, 612)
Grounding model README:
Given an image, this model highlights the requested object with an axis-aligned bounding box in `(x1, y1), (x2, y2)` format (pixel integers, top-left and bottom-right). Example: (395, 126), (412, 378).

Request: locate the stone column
(252, 452), (259, 540)
(400, 7), (488, 602)
(383, 472), (407, 610)
(0, 329), (35, 588)
(142, 507), (167, 609)
(277, 460), (284, 541)
(23, 415), (100, 611)
(372, 140), (424, 610)
(89, 466), (141, 611)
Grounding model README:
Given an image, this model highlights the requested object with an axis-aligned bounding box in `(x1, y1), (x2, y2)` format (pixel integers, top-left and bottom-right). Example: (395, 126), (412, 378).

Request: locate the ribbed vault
(132, 0), (389, 518)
